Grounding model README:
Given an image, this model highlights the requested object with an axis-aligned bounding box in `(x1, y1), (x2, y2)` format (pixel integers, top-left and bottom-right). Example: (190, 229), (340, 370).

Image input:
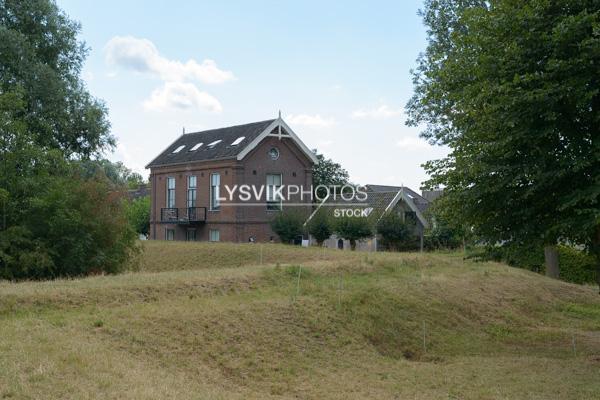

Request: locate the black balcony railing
(161, 207), (207, 224)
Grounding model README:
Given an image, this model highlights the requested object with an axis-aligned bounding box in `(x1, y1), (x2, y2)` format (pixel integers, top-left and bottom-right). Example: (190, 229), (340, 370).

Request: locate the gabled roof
(304, 185), (430, 229)
(145, 118), (318, 168)
(366, 184), (430, 213)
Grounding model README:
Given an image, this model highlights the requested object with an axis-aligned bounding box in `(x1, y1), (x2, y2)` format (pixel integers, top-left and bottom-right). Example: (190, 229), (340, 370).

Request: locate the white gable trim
(236, 118), (319, 164)
(380, 187), (429, 229)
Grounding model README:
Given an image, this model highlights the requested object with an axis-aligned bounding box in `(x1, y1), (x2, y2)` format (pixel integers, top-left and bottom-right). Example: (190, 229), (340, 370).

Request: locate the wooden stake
(422, 321), (427, 354)
(295, 266), (302, 299)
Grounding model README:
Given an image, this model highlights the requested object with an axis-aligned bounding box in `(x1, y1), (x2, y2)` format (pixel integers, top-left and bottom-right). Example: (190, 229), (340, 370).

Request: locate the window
(231, 136), (245, 146)
(190, 142), (203, 151)
(268, 147), (280, 160)
(266, 173), (282, 211)
(186, 229), (196, 241)
(187, 176), (197, 208)
(207, 139), (222, 148)
(166, 229), (175, 241)
(210, 173), (220, 210)
(172, 145), (185, 153)
(166, 177), (175, 208)
(209, 229), (220, 242)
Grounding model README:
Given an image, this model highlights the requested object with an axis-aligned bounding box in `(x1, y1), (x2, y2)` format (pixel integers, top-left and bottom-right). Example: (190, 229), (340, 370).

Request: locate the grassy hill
(1, 241), (599, 399)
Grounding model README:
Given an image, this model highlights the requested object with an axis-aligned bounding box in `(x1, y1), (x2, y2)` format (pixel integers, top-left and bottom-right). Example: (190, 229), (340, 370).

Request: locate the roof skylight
(207, 139), (222, 148)
(231, 136), (246, 146)
(190, 142), (203, 151)
(172, 145), (185, 153)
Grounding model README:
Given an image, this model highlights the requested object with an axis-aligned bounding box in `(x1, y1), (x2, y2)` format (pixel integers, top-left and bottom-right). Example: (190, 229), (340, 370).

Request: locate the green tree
(407, 0), (600, 286)
(307, 209), (332, 246)
(335, 216), (373, 250)
(78, 159), (146, 189)
(270, 211), (305, 244)
(0, 1), (137, 279)
(424, 197), (470, 250)
(0, 0), (113, 157)
(125, 196), (150, 237)
(377, 212), (415, 251)
(312, 150), (350, 197)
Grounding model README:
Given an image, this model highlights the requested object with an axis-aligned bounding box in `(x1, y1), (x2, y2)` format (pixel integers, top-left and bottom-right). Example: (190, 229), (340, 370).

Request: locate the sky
(57, 0), (448, 191)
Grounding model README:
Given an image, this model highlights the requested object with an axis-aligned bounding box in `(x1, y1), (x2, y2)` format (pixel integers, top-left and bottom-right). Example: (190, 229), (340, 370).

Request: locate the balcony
(160, 207), (207, 224)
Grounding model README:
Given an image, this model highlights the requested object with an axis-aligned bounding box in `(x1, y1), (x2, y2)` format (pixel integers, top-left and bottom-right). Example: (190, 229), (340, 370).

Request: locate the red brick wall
(149, 135), (313, 242)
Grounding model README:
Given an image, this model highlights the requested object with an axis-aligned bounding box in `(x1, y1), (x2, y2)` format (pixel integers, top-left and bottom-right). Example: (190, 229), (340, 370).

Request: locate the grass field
(1, 241), (599, 399)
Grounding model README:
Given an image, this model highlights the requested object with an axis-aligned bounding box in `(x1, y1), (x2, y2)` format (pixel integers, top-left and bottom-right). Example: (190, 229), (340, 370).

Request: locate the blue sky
(57, 0), (448, 190)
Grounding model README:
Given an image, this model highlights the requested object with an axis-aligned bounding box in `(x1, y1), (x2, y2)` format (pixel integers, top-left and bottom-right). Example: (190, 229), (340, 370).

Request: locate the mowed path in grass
(1, 241), (599, 399)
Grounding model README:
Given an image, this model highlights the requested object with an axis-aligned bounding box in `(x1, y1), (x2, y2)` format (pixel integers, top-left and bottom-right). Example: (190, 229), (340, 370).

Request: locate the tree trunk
(544, 245), (559, 279)
(350, 239), (356, 251)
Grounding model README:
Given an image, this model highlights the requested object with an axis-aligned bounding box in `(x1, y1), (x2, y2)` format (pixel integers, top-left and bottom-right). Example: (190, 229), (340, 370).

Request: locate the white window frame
(210, 173), (220, 211)
(266, 173), (282, 211)
(166, 228), (175, 241)
(209, 229), (220, 242)
(187, 175), (197, 208)
(166, 177), (176, 208)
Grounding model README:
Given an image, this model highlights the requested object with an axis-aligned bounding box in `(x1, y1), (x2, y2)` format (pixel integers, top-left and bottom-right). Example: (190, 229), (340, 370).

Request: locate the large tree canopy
(0, 0), (135, 279)
(407, 0), (599, 281)
(312, 149), (350, 188)
(0, 0), (113, 157)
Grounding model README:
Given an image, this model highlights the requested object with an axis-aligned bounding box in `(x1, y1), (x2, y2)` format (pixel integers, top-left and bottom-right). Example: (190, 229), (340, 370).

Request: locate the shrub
(335, 215), (373, 250)
(124, 196), (150, 236)
(376, 212), (417, 251)
(270, 211), (305, 244)
(557, 245), (596, 284)
(476, 242), (595, 284)
(0, 174), (138, 280)
(307, 210), (332, 246)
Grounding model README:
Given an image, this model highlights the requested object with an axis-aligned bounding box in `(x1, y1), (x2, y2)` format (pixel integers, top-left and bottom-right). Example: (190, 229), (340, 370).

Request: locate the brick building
(146, 117), (317, 242)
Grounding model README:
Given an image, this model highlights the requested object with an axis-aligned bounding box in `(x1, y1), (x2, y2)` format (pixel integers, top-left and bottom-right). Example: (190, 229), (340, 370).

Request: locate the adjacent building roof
(145, 118), (318, 168)
(306, 185), (431, 229)
(127, 184), (150, 200)
(318, 190), (399, 221)
(366, 184), (430, 213)
(421, 189), (444, 203)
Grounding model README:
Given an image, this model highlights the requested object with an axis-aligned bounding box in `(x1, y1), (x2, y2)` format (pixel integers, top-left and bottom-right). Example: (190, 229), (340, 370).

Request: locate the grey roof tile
(365, 184), (431, 213)
(146, 119), (275, 168)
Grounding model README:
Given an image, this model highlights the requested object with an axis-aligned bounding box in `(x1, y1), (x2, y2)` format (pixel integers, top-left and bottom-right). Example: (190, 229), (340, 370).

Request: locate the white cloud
(286, 114), (336, 128)
(143, 81), (222, 113)
(114, 142), (145, 175)
(105, 36), (235, 84)
(395, 136), (430, 150)
(351, 104), (403, 120)
(318, 139), (334, 147)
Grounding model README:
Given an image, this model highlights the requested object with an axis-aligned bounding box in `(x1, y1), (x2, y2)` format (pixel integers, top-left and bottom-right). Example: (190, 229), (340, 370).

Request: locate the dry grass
(1, 242), (599, 399)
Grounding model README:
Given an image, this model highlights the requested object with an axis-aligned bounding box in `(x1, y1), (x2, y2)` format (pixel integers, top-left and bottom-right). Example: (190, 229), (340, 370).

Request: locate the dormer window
(190, 142), (203, 151)
(207, 140), (222, 148)
(172, 145), (185, 153)
(231, 136), (245, 146)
